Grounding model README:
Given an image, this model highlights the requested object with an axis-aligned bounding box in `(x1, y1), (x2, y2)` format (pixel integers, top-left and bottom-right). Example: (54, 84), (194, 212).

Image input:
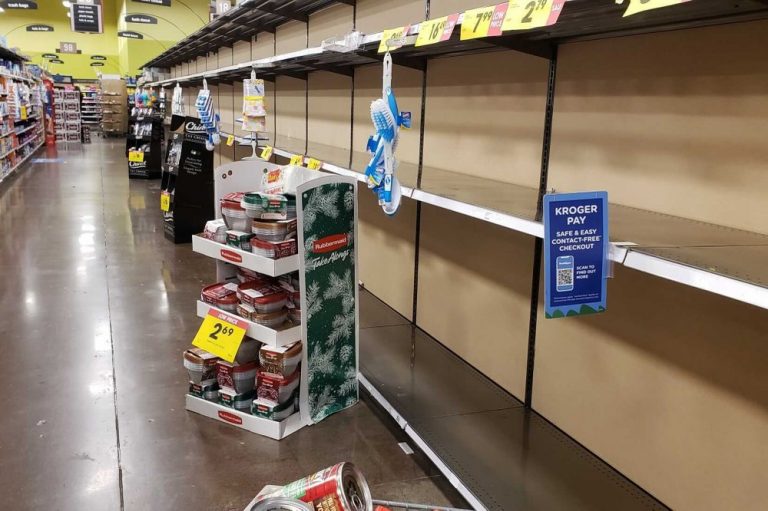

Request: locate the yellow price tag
(226, 134), (235, 146)
(416, 14), (459, 47)
(128, 150), (144, 163)
(461, 4), (508, 40)
(20, 106), (27, 120)
(306, 158), (323, 170)
(378, 26), (410, 53)
(260, 145), (273, 160)
(160, 192), (170, 212)
(502, 0), (565, 31)
(289, 154), (304, 166)
(623, 0), (689, 17)
(192, 309), (248, 363)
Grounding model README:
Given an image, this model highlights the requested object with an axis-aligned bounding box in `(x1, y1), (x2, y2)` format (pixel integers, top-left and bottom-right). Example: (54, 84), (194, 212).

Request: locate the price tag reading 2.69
(192, 309), (247, 363)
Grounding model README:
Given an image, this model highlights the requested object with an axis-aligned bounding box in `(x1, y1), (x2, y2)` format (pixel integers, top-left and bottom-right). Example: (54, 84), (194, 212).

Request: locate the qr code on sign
(557, 269), (573, 286)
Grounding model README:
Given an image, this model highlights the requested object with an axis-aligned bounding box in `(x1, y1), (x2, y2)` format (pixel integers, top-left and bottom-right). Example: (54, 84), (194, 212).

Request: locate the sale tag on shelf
(461, 5), (496, 40)
(128, 150), (144, 163)
(289, 154), (305, 166)
(192, 310), (247, 363)
(260, 145), (273, 160)
(306, 158), (323, 170)
(226, 134), (235, 146)
(160, 192), (170, 212)
(502, 0), (566, 31)
(416, 13), (459, 47)
(623, 0), (690, 17)
(378, 25), (410, 53)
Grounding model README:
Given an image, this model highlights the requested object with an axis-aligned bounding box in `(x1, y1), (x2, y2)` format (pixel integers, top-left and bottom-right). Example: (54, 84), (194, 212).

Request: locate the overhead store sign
(90, 62), (104, 67)
(91, 55), (106, 60)
(71, 3), (104, 34)
(50, 59), (64, 64)
(26, 24), (53, 32)
(543, 191), (609, 318)
(42, 53), (58, 59)
(118, 31), (144, 39)
(0, 1), (38, 9)
(132, 0), (170, 6)
(125, 14), (158, 24)
(59, 42), (79, 54)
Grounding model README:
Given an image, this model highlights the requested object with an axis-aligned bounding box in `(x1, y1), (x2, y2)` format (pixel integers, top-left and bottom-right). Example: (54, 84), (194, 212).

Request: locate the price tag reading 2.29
(192, 309), (247, 363)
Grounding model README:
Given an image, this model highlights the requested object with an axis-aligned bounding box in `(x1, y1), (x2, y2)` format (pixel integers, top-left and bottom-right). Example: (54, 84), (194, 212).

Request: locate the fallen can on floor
(247, 497), (312, 511)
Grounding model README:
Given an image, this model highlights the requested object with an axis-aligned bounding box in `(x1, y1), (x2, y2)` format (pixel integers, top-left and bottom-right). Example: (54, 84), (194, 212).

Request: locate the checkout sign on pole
(543, 192), (609, 319)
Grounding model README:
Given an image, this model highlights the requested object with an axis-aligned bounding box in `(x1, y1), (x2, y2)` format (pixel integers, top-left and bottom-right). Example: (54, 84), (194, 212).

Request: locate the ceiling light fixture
(62, 1), (72, 7)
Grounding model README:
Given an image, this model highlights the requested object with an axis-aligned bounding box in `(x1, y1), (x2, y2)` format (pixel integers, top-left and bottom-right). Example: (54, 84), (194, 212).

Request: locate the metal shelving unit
(140, 2), (768, 509)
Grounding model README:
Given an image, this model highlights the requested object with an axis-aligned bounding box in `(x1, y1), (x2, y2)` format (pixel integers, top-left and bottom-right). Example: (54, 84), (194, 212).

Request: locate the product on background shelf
(364, 52), (411, 216)
(259, 341), (302, 377)
(241, 76), (267, 132)
(195, 80), (220, 150)
(257, 368), (300, 405)
(171, 82), (185, 116)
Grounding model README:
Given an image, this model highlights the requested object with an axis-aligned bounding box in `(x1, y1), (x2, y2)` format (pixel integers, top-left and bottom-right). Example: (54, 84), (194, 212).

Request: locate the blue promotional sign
(543, 191), (609, 318)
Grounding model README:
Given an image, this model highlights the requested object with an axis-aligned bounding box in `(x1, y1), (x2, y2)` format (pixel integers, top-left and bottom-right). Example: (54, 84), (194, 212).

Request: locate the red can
(262, 462), (372, 511)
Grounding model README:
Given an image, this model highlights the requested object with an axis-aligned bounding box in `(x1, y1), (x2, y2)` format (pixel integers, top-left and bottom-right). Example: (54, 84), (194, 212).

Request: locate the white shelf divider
(192, 235), (299, 277)
(185, 395), (304, 440)
(196, 300), (301, 347)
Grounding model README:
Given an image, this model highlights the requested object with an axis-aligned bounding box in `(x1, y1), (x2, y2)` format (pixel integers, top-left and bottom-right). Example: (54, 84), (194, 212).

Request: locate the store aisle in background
(0, 139), (465, 511)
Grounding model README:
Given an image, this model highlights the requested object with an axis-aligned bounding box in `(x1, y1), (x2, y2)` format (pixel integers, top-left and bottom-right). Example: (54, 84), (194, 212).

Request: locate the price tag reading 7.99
(192, 309), (247, 363)
(461, 3), (508, 40)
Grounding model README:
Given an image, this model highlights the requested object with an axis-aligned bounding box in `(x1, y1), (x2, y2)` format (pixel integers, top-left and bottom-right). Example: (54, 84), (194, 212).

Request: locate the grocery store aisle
(0, 140), (465, 511)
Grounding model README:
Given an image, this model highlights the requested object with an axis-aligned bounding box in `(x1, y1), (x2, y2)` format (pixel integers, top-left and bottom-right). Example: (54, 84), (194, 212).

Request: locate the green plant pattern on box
(302, 182), (357, 423)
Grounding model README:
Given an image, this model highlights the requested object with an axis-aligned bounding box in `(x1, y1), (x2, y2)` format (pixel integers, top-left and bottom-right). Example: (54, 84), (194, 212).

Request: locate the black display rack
(126, 113), (164, 179)
(160, 115), (214, 243)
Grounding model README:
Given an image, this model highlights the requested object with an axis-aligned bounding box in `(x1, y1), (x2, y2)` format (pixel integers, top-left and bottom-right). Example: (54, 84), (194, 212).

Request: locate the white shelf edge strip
(358, 374), (485, 511)
(622, 251), (768, 310)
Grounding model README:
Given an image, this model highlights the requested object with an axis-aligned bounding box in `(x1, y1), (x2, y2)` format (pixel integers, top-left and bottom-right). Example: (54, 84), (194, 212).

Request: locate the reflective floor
(0, 140), (465, 511)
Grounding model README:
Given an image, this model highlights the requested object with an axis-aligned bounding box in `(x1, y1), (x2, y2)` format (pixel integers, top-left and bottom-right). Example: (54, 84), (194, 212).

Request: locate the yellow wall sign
(226, 134), (235, 146)
(378, 25), (410, 53)
(416, 13), (459, 47)
(502, 0), (566, 31)
(260, 145), (273, 160)
(623, 0), (690, 17)
(289, 154), (305, 166)
(306, 158), (323, 170)
(160, 192), (170, 212)
(192, 309), (247, 363)
(128, 150), (144, 163)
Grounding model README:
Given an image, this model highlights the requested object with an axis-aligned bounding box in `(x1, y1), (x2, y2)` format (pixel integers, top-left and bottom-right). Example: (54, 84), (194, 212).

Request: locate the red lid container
(220, 192), (245, 211)
(237, 283), (287, 312)
(201, 282), (240, 311)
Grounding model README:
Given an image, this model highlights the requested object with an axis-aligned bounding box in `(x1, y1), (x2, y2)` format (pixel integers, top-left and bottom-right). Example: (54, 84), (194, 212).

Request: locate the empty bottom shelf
(358, 289), (668, 511)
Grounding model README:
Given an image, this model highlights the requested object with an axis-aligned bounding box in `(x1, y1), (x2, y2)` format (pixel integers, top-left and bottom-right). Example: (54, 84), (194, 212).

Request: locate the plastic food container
(237, 267), (267, 283)
(201, 282), (240, 312)
(189, 380), (219, 401)
(251, 394), (297, 421)
(221, 192), (249, 231)
(288, 304), (301, 324)
(252, 308), (289, 328)
(241, 192), (288, 220)
(219, 388), (255, 412)
(226, 230), (254, 251)
(250, 238), (297, 259)
(257, 368), (300, 404)
(259, 341), (302, 377)
(202, 219), (227, 243)
(216, 360), (258, 393)
(183, 347), (220, 384)
(237, 302), (256, 321)
(285, 194), (297, 219)
(235, 339), (261, 365)
(252, 218), (297, 242)
(238, 284), (288, 313)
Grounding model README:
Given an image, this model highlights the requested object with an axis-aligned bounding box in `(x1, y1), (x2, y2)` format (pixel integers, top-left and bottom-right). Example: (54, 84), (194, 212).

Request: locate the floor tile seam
(100, 156), (126, 511)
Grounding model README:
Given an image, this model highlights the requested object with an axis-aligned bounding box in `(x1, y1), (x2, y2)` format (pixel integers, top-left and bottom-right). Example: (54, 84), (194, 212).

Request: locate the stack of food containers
(184, 348), (220, 401)
(253, 342), (302, 420)
(216, 360), (258, 414)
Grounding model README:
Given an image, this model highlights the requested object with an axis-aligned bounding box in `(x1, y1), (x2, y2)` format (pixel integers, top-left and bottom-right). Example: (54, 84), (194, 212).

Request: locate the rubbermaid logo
(313, 234), (348, 254)
(218, 411), (242, 425)
(220, 249), (242, 263)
